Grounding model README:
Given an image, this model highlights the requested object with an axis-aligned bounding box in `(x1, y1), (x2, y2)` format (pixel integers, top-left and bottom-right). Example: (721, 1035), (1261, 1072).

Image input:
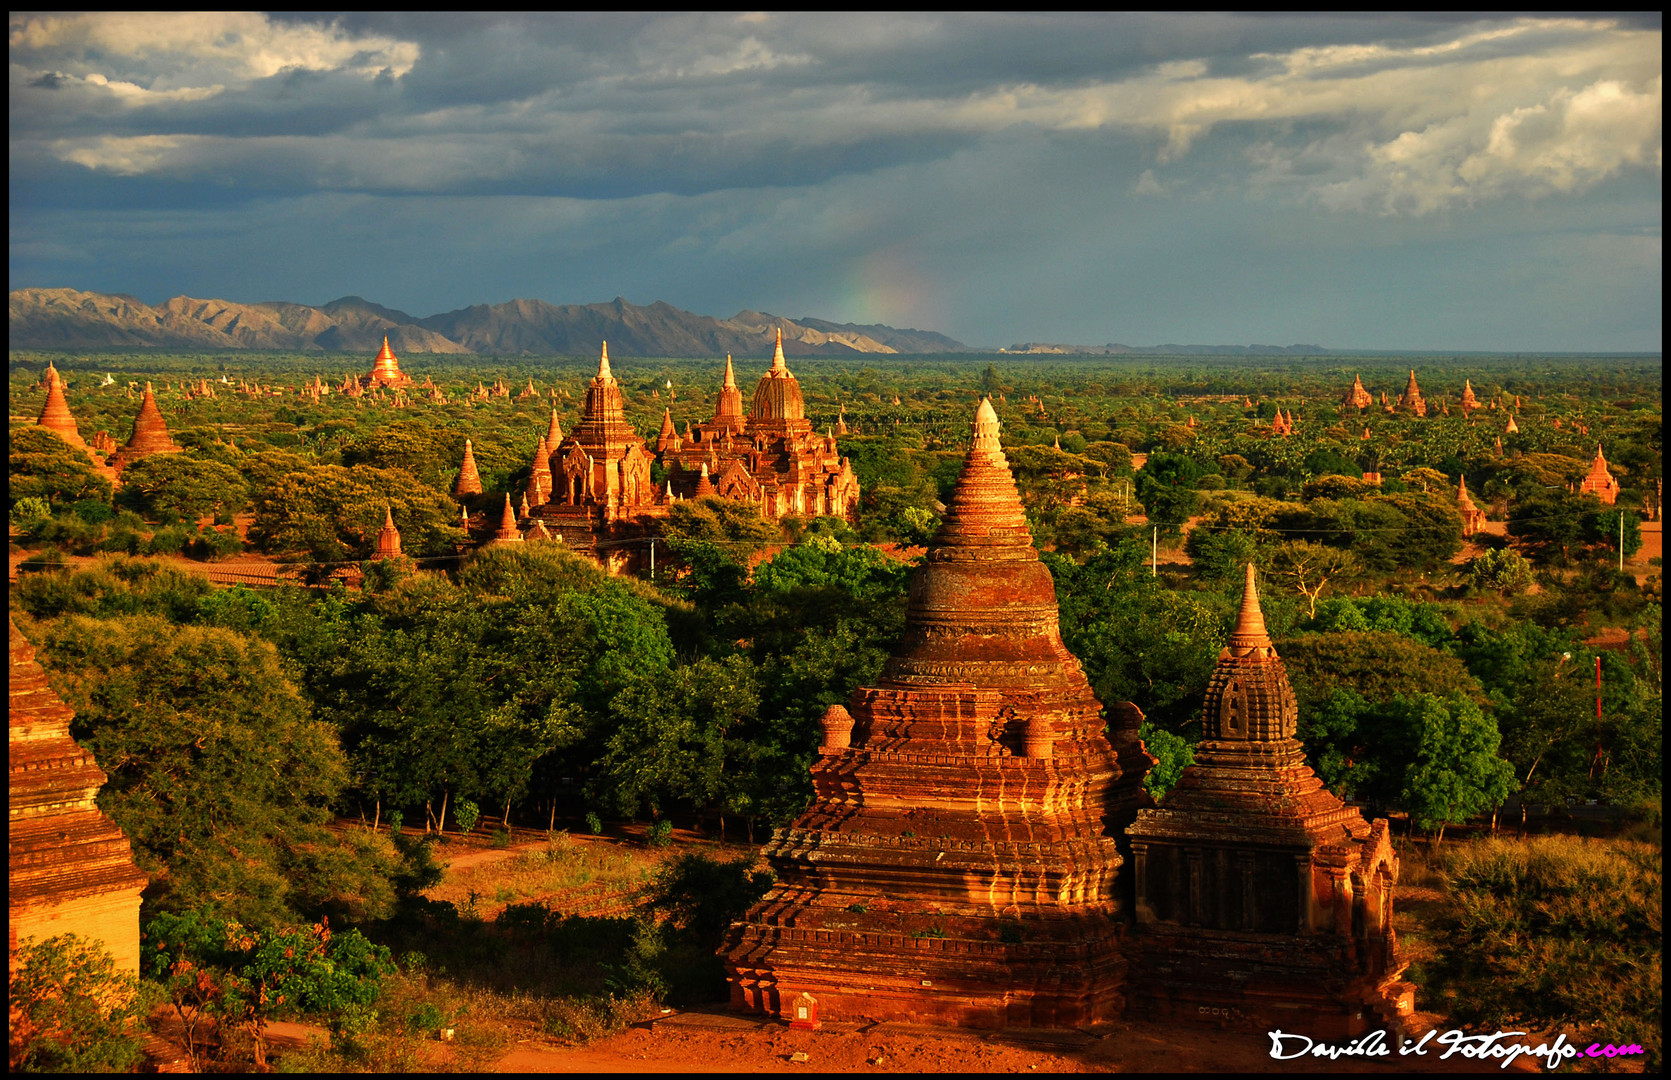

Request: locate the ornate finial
(723, 353), (737, 389)
(1228, 563), (1272, 651)
(771, 327), (786, 372)
(972, 397), (1001, 453)
(598, 342), (612, 380)
(384, 505), (395, 529)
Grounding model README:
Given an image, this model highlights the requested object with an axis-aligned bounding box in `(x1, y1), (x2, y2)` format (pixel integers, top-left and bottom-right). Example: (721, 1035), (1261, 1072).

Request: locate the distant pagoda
(110, 383), (184, 475)
(364, 336), (414, 389)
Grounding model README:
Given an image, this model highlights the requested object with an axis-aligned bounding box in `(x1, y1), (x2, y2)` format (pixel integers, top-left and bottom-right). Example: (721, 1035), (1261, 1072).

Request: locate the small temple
(1457, 476), (1487, 536)
(1578, 446), (1620, 505)
(110, 383), (184, 475)
(1397, 370), (1427, 417)
(723, 399), (1152, 1027)
(1505, 414), (1520, 434)
(1342, 375), (1372, 411)
(10, 619), (148, 974)
(453, 439), (484, 498)
(1124, 565), (1406, 1035)
(363, 336), (415, 390)
(1459, 379), (1480, 413)
(372, 507), (404, 561)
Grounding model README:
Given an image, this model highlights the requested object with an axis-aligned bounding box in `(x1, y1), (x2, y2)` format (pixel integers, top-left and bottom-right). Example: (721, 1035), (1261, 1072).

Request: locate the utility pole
(1618, 512), (1624, 574)
(1152, 525), (1158, 577)
(649, 537), (655, 579)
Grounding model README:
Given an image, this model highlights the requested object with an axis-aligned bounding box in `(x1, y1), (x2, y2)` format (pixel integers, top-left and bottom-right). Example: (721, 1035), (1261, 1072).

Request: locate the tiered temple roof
(9, 619), (148, 973)
(1578, 445), (1620, 505)
(1342, 375), (1373, 410)
(1460, 379), (1480, 413)
(1125, 565), (1405, 1035)
(491, 494), (523, 545)
(1397, 370), (1427, 416)
(110, 383), (184, 474)
(723, 399), (1152, 1028)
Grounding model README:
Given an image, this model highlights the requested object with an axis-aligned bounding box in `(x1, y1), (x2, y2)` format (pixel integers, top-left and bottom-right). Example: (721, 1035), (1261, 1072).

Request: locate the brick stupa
(110, 382), (183, 474)
(1578, 445), (1620, 505)
(372, 506), (403, 560)
(453, 439), (483, 498)
(34, 363), (90, 453)
(1457, 476), (1487, 536)
(1342, 375), (1372, 410)
(1125, 565), (1405, 1036)
(723, 399), (1153, 1028)
(1459, 379), (1480, 413)
(9, 619), (148, 974)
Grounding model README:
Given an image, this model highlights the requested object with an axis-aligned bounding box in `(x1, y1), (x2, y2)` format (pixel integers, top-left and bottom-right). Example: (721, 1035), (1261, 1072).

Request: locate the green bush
(10, 494), (52, 527)
(491, 827), (512, 849)
(145, 524), (192, 555)
(646, 819), (673, 848)
(454, 799), (481, 834)
(585, 811), (604, 835)
(9, 934), (150, 1073)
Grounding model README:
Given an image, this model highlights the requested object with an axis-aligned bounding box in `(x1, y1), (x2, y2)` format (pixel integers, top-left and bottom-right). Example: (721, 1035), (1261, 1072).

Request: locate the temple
(1457, 476), (1487, 537)
(9, 619), (148, 975)
(110, 383), (184, 475)
(363, 337), (415, 389)
(1341, 375), (1372, 411)
(1396, 371), (1427, 417)
(453, 439), (484, 498)
(660, 330), (860, 518)
(372, 507), (404, 561)
(1124, 564), (1405, 1035)
(722, 399), (1153, 1027)
(1459, 379), (1480, 414)
(524, 343), (663, 564)
(1578, 446), (1620, 505)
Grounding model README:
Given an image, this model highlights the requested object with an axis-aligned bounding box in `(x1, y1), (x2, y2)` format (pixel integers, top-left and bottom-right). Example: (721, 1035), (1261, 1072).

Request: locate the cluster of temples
(453, 330), (860, 568)
(31, 362), (182, 485)
(721, 400), (1412, 1036)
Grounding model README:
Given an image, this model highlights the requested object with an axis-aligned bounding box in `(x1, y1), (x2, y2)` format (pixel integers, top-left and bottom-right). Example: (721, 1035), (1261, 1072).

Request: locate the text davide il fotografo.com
(1268, 1028), (1647, 1069)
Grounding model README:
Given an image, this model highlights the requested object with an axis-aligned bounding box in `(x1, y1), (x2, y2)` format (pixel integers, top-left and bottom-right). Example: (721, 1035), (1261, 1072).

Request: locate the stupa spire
(492, 493), (523, 544)
(35, 365), (87, 450)
(723, 353), (737, 390)
(546, 409), (564, 448)
(598, 341), (612, 381)
(453, 438), (483, 498)
(1227, 563), (1272, 651)
(111, 381), (183, 472)
(771, 327), (787, 372)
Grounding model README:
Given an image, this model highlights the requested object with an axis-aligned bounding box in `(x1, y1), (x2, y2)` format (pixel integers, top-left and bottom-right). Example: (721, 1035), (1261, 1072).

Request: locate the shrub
(8, 934), (150, 1073)
(585, 811), (604, 835)
(10, 494), (52, 527)
(454, 799), (481, 835)
(491, 828), (512, 849)
(646, 819), (673, 848)
(1424, 837), (1661, 1069)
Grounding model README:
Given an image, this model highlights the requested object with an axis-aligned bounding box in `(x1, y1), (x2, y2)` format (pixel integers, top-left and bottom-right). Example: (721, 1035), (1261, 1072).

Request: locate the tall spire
(35, 365), (87, 450)
(598, 341), (612, 381)
(771, 327), (787, 372)
(723, 353), (737, 390)
(453, 438), (483, 498)
(1228, 563), (1272, 651)
(546, 409), (564, 448)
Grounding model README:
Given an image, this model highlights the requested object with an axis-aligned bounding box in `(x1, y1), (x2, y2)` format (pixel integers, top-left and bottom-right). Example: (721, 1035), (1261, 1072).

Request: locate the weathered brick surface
(9, 619), (147, 975)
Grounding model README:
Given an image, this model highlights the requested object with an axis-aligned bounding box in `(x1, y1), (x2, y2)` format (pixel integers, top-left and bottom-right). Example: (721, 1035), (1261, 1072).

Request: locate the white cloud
(10, 12), (418, 84)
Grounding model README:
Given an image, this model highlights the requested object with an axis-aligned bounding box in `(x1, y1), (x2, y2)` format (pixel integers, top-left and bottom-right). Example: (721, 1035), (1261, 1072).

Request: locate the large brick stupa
(722, 399), (1153, 1028)
(1124, 565), (1406, 1036)
(8, 619), (148, 974)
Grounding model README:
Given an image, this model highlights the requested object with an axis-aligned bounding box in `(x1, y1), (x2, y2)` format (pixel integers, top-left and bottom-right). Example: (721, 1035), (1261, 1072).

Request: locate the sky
(8, 13), (1663, 351)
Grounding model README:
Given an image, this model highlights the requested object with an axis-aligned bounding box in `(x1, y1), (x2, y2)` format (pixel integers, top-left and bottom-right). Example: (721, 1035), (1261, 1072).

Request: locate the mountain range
(1000, 341), (1327, 356)
(7, 288), (968, 356)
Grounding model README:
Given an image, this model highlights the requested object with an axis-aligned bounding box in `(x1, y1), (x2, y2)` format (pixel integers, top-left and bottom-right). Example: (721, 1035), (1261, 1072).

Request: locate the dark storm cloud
(7, 13), (1662, 349)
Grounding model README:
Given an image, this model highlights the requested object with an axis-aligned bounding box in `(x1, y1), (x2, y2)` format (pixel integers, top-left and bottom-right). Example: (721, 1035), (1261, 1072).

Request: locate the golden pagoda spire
(771, 327), (787, 372)
(1228, 563), (1272, 652)
(723, 353), (737, 390)
(546, 409), (564, 448)
(598, 341), (612, 381)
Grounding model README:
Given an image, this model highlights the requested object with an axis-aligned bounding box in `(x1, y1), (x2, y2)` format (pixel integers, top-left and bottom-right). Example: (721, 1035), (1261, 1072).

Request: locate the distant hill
(7, 288), (969, 356)
(1001, 341), (1328, 356)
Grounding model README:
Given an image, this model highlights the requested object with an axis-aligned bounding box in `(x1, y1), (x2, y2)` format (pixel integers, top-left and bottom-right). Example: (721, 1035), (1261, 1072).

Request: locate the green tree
(1395, 692), (1517, 844)
(116, 453), (249, 523)
(9, 426), (112, 509)
(1508, 492), (1640, 567)
(1137, 720), (1193, 800)
(1279, 631), (1484, 714)
(662, 495), (778, 559)
(1467, 547), (1536, 597)
(249, 464), (464, 563)
(1266, 540), (1357, 618)
(9, 934), (149, 1073)
(40, 614), (393, 926)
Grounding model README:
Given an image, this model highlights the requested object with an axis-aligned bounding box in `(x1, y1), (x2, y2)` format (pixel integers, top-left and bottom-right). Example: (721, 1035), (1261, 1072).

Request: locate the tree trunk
(373, 798), (381, 833)
(504, 798), (512, 830)
(549, 800), (556, 834)
(438, 789), (449, 836)
(425, 798), (434, 833)
(1433, 822), (1446, 851)
(720, 813), (726, 844)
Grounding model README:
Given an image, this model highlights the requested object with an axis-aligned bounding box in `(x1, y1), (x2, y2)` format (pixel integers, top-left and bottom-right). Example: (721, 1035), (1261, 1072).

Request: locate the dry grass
(424, 832), (657, 916)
